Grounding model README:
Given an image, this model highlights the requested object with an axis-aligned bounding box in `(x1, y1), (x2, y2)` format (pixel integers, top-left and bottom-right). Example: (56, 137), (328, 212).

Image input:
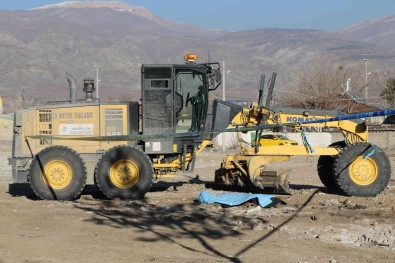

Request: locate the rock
(103, 198), (122, 207)
(322, 199), (340, 209)
(80, 195), (94, 200)
(252, 222), (264, 231)
(327, 199), (340, 206)
(221, 217), (243, 226)
(163, 204), (176, 211)
(345, 203), (367, 210)
(339, 229), (348, 234)
(342, 199), (351, 204)
(246, 206), (262, 215)
(111, 198), (121, 207)
(310, 215), (319, 221)
(283, 206), (297, 213)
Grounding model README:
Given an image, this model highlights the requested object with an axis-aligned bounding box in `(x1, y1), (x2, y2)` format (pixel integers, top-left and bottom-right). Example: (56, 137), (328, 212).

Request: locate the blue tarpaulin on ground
(199, 190), (274, 207)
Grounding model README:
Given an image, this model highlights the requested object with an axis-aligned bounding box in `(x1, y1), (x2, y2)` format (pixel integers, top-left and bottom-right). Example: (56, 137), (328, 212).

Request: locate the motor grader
(10, 55), (392, 200)
(212, 73), (391, 197)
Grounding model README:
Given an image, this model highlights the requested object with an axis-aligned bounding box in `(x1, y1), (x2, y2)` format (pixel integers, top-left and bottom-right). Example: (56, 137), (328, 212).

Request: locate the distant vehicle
(260, 134), (298, 146)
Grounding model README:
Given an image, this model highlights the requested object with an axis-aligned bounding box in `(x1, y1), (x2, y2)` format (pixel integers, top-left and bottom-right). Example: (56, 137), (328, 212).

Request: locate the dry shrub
(283, 61), (369, 113)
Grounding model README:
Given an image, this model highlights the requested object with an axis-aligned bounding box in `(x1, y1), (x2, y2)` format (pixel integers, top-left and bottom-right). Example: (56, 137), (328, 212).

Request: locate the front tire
(29, 146), (87, 200)
(333, 142), (391, 197)
(317, 141), (346, 191)
(95, 146), (153, 199)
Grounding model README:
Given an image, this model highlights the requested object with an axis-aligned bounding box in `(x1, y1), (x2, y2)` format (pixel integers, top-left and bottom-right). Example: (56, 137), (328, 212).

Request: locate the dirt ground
(0, 146), (394, 263)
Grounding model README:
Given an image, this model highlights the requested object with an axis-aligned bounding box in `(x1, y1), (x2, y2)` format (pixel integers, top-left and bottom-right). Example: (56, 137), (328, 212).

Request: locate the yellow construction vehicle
(10, 57), (392, 200)
(213, 73), (391, 197)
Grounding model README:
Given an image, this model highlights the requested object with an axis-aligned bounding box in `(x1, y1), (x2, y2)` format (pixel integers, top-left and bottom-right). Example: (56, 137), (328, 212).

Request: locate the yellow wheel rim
(109, 159), (139, 189)
(44, 160), (73, 189)
(349, 157), (378, 186)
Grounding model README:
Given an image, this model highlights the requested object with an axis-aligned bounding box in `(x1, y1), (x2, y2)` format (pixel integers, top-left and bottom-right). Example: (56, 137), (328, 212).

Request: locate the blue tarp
(199, 190), (274, 207)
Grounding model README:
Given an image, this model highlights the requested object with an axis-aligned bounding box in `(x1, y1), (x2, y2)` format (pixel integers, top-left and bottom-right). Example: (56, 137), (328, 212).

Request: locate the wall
(214, 131), (395, 152)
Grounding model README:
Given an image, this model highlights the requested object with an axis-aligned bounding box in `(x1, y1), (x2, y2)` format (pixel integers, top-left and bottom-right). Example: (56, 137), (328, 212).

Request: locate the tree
(282, 61), (367, 113)
(380, 77), (395, 108)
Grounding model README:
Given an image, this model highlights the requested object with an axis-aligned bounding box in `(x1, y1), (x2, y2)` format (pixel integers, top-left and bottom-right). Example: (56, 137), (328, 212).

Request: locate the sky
(1, 0), (395, 31)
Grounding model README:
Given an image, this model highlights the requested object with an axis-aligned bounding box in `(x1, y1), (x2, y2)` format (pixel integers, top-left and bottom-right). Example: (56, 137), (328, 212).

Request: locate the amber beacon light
(184, 53), (198, 63)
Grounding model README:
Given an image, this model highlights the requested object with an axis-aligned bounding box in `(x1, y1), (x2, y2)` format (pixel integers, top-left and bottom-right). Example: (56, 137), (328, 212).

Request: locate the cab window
(175, 70), (207, 132)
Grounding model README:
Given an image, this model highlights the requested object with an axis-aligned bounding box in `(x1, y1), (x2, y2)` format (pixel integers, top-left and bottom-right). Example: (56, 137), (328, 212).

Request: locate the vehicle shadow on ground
(74, 199), (248, 262)
(73, 184), (319, 262)
(207, 181), (323, 195)
(7, 178), (324, 200)
(73, 189), (319, 261)
(9, 181), (319, 261)
(7, 178), (208, 200)
(8, 183), (109, 200)
(8, 183), (40, 200)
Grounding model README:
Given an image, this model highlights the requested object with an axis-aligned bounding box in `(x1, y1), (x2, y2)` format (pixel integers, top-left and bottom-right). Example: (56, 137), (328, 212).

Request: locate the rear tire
(29, 146), (87, 200)
(317, 141), (346, 191)
(95, 146), (153, 199)
(333, 142), (391, 197)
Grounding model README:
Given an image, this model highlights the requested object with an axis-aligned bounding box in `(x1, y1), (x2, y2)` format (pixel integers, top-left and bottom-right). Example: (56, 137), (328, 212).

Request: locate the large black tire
(29, 146), (87, 200)
(317, 141), (346, 191)
(333, 142), (391, 197)
(94, 146), (153, 199)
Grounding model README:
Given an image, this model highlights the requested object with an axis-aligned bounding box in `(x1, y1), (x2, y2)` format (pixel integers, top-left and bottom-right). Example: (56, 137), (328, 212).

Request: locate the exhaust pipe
(66, 72), (77, 103)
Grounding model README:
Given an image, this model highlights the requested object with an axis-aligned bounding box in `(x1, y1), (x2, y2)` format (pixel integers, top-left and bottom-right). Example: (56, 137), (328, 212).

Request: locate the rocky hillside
(0, 1), (394, 111)
(336, 15), (395, 49)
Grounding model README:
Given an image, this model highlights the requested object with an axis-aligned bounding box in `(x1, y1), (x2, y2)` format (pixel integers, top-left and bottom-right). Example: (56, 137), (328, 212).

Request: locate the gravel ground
(0, 142), (394, 262)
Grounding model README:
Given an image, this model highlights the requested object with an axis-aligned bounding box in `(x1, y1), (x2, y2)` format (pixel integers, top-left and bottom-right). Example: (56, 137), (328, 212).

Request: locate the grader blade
(252, 171), (291, 194)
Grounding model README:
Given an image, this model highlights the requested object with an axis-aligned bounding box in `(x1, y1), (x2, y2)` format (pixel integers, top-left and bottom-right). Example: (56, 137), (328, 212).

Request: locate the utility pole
(363, 59), (368, 101)
(94, 65), (101, 99)
(222, 61), (226, 152)
(222, 61), (226, 102)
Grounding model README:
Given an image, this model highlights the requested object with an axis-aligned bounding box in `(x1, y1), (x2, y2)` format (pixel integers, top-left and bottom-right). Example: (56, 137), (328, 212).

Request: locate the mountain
(30, 1), (208, 34)
(32, 1), (156, 19)
(0, 1), (226, 100)
(0, 1), (394, 112)
(336, 15), (395, 49)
